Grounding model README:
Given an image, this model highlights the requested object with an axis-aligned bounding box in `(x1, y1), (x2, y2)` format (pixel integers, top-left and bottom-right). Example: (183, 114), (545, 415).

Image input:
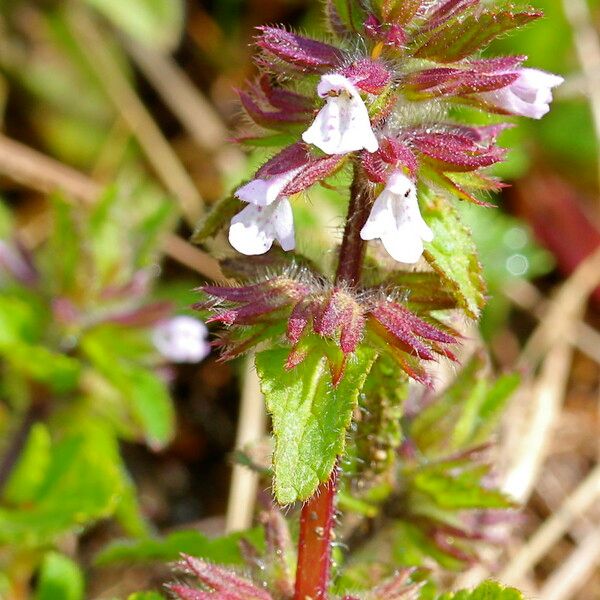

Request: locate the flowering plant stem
(294, 165), (373, 600)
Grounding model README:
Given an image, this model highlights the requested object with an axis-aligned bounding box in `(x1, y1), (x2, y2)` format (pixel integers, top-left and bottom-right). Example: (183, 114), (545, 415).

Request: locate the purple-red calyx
(196, 271), (457, 386)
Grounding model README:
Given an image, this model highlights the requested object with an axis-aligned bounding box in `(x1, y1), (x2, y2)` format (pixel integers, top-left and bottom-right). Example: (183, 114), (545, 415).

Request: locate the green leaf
(8, 344), (81, 393)
(86, 0), (185, 51)
(414, 9), (540, 63)
(35, 552), (84, 600)
(81, 326), (175, 449)
(438, 580), (524, 600)
(3, 423), (52, 505)
(423, 196), (486, 320)
(413, 463), (513, 510)
(95, 528), (264, 566)
(0, 426), (122, 547)
(128, 593), (165, 600)
(411, 354), (519, 456)
(191, 195), (242, 244)
(256, 346), (377, 504)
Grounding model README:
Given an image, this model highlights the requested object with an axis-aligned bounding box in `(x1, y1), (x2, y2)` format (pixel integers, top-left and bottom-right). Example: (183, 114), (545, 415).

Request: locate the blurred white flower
(360, 171), (433, 264)
(303, 73), (379, 155)
(478, 68), (564, 120)
(153, 316), (210, 363)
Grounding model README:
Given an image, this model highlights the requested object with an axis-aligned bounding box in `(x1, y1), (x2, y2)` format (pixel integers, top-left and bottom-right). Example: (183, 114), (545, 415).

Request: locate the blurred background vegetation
(0, 0), (599, 599)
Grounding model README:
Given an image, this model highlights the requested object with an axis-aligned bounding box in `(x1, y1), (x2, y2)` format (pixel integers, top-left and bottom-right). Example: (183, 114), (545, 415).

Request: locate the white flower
(302, 73), (379, 155)
(479, 68), (564, 120)
(235, 169), (301, 207)
(153, 316), (210, 363)
(229, 197), (295, 255)
(360, 171), (433, 264)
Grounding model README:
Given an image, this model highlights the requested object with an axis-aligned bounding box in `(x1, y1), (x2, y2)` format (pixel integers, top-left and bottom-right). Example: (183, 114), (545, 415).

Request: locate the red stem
(293, 164), (372, 600)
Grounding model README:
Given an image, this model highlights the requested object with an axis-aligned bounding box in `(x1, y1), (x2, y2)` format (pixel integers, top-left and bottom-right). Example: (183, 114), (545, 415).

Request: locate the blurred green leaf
(438, 580), (524, 599)
(0, 425), (122, 547)
(96, 528), (264, 566)
(256, 346), (377, 504)
(86, 0), (185, 52)
(413, 463), (513, 511)
(411, 354), (519, 456)
(423, 196), (486, 320)
(82, 325), (174, 449)
(191, 195), (242, 244)
(127, 593), (165, 600)
(35, 552), (84, 600)
(3, 423), (52, 506)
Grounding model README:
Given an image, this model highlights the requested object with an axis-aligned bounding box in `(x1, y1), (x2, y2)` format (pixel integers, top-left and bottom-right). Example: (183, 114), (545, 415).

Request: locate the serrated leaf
(411, 354), (519, 456)
(190, 195), (242, 244)
(415, 10), (541, 63)
(423, 196), (486, 320)
(256, 346), (377, 504)
(3, 423), (52, 505)
(35, 552), (84, 600)
(95, 528), (264, 566)
(86, 0), (184, 52)
(438, 580), (524, 600)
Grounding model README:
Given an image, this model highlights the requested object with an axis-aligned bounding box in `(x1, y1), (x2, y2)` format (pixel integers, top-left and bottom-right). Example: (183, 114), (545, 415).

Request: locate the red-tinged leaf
(283, 154), (346, 195)
(368, 311), (437, 361)
(286, 299), (316, 345)
(168, 585), (214, 600)
(343, 59), (392, 94)
(312, 289), (365, 353)
(238, 90), (309, 130)
(285, 345), (308, 370)
(258, 76), (313, 113)
(180, 556), (273, 600)
(406, 66), (519, 98)
(412, 132), (505, 172)
(256, 26), (345, 72)
(107, 301), (173, 327)
(362, 139), (418, 183)
(325, 0), (352, 37)
(414, 10), (542, 63)
(207, 300), (286, 326)
(422, 0), (478, 31)
(257, 143), (313, 178)
(384, 0), (423, 25)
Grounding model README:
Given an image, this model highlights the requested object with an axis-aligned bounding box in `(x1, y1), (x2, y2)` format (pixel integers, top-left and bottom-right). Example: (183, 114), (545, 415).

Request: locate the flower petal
(303, 74), (379, 155)
(153, 316), (210, 363)
(229, 199), (295, 255)
(361, 172), (433, 264)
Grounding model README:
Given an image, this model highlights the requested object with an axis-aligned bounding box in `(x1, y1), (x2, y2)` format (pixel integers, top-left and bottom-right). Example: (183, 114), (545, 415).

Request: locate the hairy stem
(294, 164), (372, 600)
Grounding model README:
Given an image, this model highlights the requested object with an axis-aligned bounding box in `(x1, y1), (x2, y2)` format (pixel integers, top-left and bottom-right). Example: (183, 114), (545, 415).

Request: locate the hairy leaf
(256, 346), (376, 504)
(423, 196), (486, 320)
(438, 580), (524, 599)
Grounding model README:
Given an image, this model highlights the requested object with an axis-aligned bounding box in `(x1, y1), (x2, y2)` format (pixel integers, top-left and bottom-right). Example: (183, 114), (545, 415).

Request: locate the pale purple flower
(153, 316), (210, 363)
(303, 73), (379, 155)
(360, 171), (433, 264)
(478, 67), (564, 119)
